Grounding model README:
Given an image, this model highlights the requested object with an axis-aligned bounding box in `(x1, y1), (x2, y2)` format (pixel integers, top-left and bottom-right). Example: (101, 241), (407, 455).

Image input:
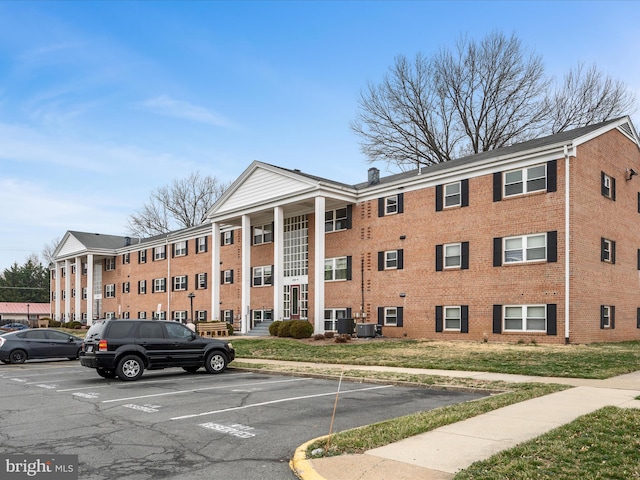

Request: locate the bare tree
(353, 31), (637, 170)
(41, 237), (61, 267)
(127, 172), (230, 238)
(548, 63), (637, 133)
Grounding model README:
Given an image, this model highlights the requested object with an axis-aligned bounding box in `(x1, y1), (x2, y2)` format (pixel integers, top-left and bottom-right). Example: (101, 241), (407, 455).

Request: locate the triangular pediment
(208, 162), (323, 218)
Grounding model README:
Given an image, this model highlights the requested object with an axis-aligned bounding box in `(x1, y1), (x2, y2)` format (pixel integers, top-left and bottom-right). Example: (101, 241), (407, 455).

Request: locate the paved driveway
(0, 361), (486, 479)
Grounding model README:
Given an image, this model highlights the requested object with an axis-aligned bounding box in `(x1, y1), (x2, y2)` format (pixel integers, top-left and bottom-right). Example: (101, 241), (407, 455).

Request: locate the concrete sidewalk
(236, 360), (640, 480)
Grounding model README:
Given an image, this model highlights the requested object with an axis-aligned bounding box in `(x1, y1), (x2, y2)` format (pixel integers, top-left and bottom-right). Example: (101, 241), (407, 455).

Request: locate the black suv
(80, 319), (235, 381)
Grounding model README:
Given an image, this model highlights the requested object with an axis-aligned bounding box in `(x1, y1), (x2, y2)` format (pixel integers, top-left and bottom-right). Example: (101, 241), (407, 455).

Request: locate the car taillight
(98, 339), (108, 351)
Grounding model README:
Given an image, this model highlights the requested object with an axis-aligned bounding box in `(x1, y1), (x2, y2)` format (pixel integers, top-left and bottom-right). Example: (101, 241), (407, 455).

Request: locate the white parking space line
(171, 384), (394, 420)
(101, 377), (310, 404)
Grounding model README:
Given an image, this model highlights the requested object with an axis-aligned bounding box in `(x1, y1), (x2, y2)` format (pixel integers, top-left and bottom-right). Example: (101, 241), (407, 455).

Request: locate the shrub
(48, 320), (61, 328)
(313, 334), (326, 341)
(277, 320), (295, 337)
(226, 323), (234, 336)
(334, 334), (351, 344)
(290, 320), (314, 339)
(66, 321), (82, 330)
(323, 331), (335, 339)
(269, 321), (282, 336)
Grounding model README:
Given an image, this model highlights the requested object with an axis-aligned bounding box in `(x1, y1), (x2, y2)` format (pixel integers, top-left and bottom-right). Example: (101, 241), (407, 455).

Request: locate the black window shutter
(397, 249), (404, 270)
(185, 276), (188, 290)
(377, 307), (384, 326)
(377, 251), (384, 271)
(397, 307), (403, 327)
(601, 172), (607, 197)
(637, 308), (640, 329)
(171, 276), (175, 291)
(461, 242), (470, 270)
(185, 240), (189, 256)
(152, 281), (155, 293)
(611, 306), (616, 329)
(171, 244), (175, 258)
(637, 249), (640, 270)
(546, 160), (557, 192)
(638, 193), (640, 213)
(612, 177), (616, 201)
(346, 204), (353, 229)
(435, 306), (443, 332)
(378, 198), (385, 217)
(397, 193), (404, 214)
(493, 237), (502, 267)
(220, 232), (225, 245)
(346, 256), (352, 280)
(220, 271), (225, 284)
(435, 184), (443, 211)
(493, 305), (502, 334)
(612, 241), (616, 264)
(461, 179), (469, 207)
(600, 305), (606, 329)
(547, 231), (558, 263)
(435, 244), (443, 271)
(493, 172), (502, 202)
(601, 238), (606, 262)
(461, 306), (469, 333)
(546, 304), (557, 336)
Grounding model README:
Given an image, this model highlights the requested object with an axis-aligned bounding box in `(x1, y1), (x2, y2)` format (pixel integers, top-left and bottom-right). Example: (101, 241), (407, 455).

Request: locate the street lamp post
(187, 292), (195, 329)
(26, 304), (30, 327)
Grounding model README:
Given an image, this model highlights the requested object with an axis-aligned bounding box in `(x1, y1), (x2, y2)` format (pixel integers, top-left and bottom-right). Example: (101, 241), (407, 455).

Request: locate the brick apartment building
(51, 116), (640, 344)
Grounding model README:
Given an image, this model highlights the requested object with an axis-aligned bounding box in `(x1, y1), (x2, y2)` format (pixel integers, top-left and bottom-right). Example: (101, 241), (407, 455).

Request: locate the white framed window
(196, 310), (207, 322)
(222, 231), (233, 246)
(385, 195), (398, 215)
(601, 305), (613, 328)
(222, 270), (232, 285)
(383, 307), (398, 326)
(62, 290), (66, 300)
(122, 282), (130, 294)
(105, 312), (116, 320)
(153, 278), (166, 293)
(223, 310), (233, 323)
(324, 257), (348, 281)
(82, 287), (88, 300)
(155, 311), (167, 320)
(324, 308), (348, 331)
(105, 258), (115, 271)
(61, 266), (66, 277)
(122, 312), (130, 319)
(82, 313), (87, 321)
(138, 311), (147, 319)
(174, 310), (187, 323)
(174, 241), (187, 257)
(444, 182), (461, 207)
(105, 284), (115, 298)
(71, 288), (76, 298)
(123, 253), (130, 264)
(253, 309), (273, 323)
(139, 280), (147, 294)
(139, 250), (147, 264)
(154, 245), (166, 261)
(385, 250), (398, 270)
(504, 164), (546, 197)
(252, 266), (273, 287)
(82, 262), (87, 275)
(71, 264), (77, 274)
(444, 306), (461, 331)
(253, 224), (273, 245)
(325, 208), (348, 232)
(601, 238), (615, 263)
(504, 305), (546, 332)
(197, 272), (208, 289)
(444, 243), (462, 268)
(601, 172), (615, 200)
(173, 275), (187, 291)
(504, 234), (546, 263)
(198, 236), (208, 252)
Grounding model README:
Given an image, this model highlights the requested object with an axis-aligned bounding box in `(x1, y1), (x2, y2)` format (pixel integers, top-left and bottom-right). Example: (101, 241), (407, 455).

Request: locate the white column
(64, 259), (71, 323)
(212, 222), (221, 321)
(241, 215), (251, 334)
(54, 262), (61, 322)
(273, 206), (284, 321)
(86, 254), (94, 325)
(75, 256), (81, 322)
(314, 196), (325, 333)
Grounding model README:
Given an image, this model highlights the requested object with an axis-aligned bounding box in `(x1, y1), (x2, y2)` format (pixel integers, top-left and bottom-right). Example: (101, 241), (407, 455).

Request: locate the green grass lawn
(232, 337), (640, 379)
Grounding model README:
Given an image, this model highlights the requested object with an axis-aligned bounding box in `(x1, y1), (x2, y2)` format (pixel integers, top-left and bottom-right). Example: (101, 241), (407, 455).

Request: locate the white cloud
(140, 95), (236, 128)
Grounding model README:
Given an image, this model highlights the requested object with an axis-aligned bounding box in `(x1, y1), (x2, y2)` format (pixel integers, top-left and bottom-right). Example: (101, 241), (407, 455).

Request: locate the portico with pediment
(208, 161), (358, 334)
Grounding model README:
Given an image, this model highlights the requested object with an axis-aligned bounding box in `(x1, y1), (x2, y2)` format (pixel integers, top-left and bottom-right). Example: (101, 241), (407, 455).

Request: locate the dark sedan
(0, 329), (83, 364)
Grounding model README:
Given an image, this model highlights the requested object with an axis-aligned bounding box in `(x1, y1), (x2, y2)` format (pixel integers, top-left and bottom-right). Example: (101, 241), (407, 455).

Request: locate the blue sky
(0, 0), (639, 271)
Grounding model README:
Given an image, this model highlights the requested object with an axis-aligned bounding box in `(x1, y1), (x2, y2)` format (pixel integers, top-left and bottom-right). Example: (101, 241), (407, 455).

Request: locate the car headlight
(227, 342), (233, 350)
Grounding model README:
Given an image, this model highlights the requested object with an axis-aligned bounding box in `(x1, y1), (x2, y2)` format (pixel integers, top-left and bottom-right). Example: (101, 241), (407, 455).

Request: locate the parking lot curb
(290, 436), (329, 480)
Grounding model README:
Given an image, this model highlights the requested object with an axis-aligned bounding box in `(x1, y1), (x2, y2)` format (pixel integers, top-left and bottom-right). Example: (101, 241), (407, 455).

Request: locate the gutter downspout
(564, 145), (571, 344)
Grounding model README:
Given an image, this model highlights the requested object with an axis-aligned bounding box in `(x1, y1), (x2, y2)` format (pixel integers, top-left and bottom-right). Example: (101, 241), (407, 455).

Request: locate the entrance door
(290, 285), (300, 319)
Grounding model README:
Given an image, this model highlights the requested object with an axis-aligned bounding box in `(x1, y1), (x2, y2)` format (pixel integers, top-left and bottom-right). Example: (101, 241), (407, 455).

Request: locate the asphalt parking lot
(0, 360), (487, 480)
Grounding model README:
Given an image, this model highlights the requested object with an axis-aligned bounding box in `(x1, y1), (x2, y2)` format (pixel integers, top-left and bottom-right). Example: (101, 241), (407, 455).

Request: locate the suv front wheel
(116, 355), (144, 381)
(204, 351), (227, 374)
